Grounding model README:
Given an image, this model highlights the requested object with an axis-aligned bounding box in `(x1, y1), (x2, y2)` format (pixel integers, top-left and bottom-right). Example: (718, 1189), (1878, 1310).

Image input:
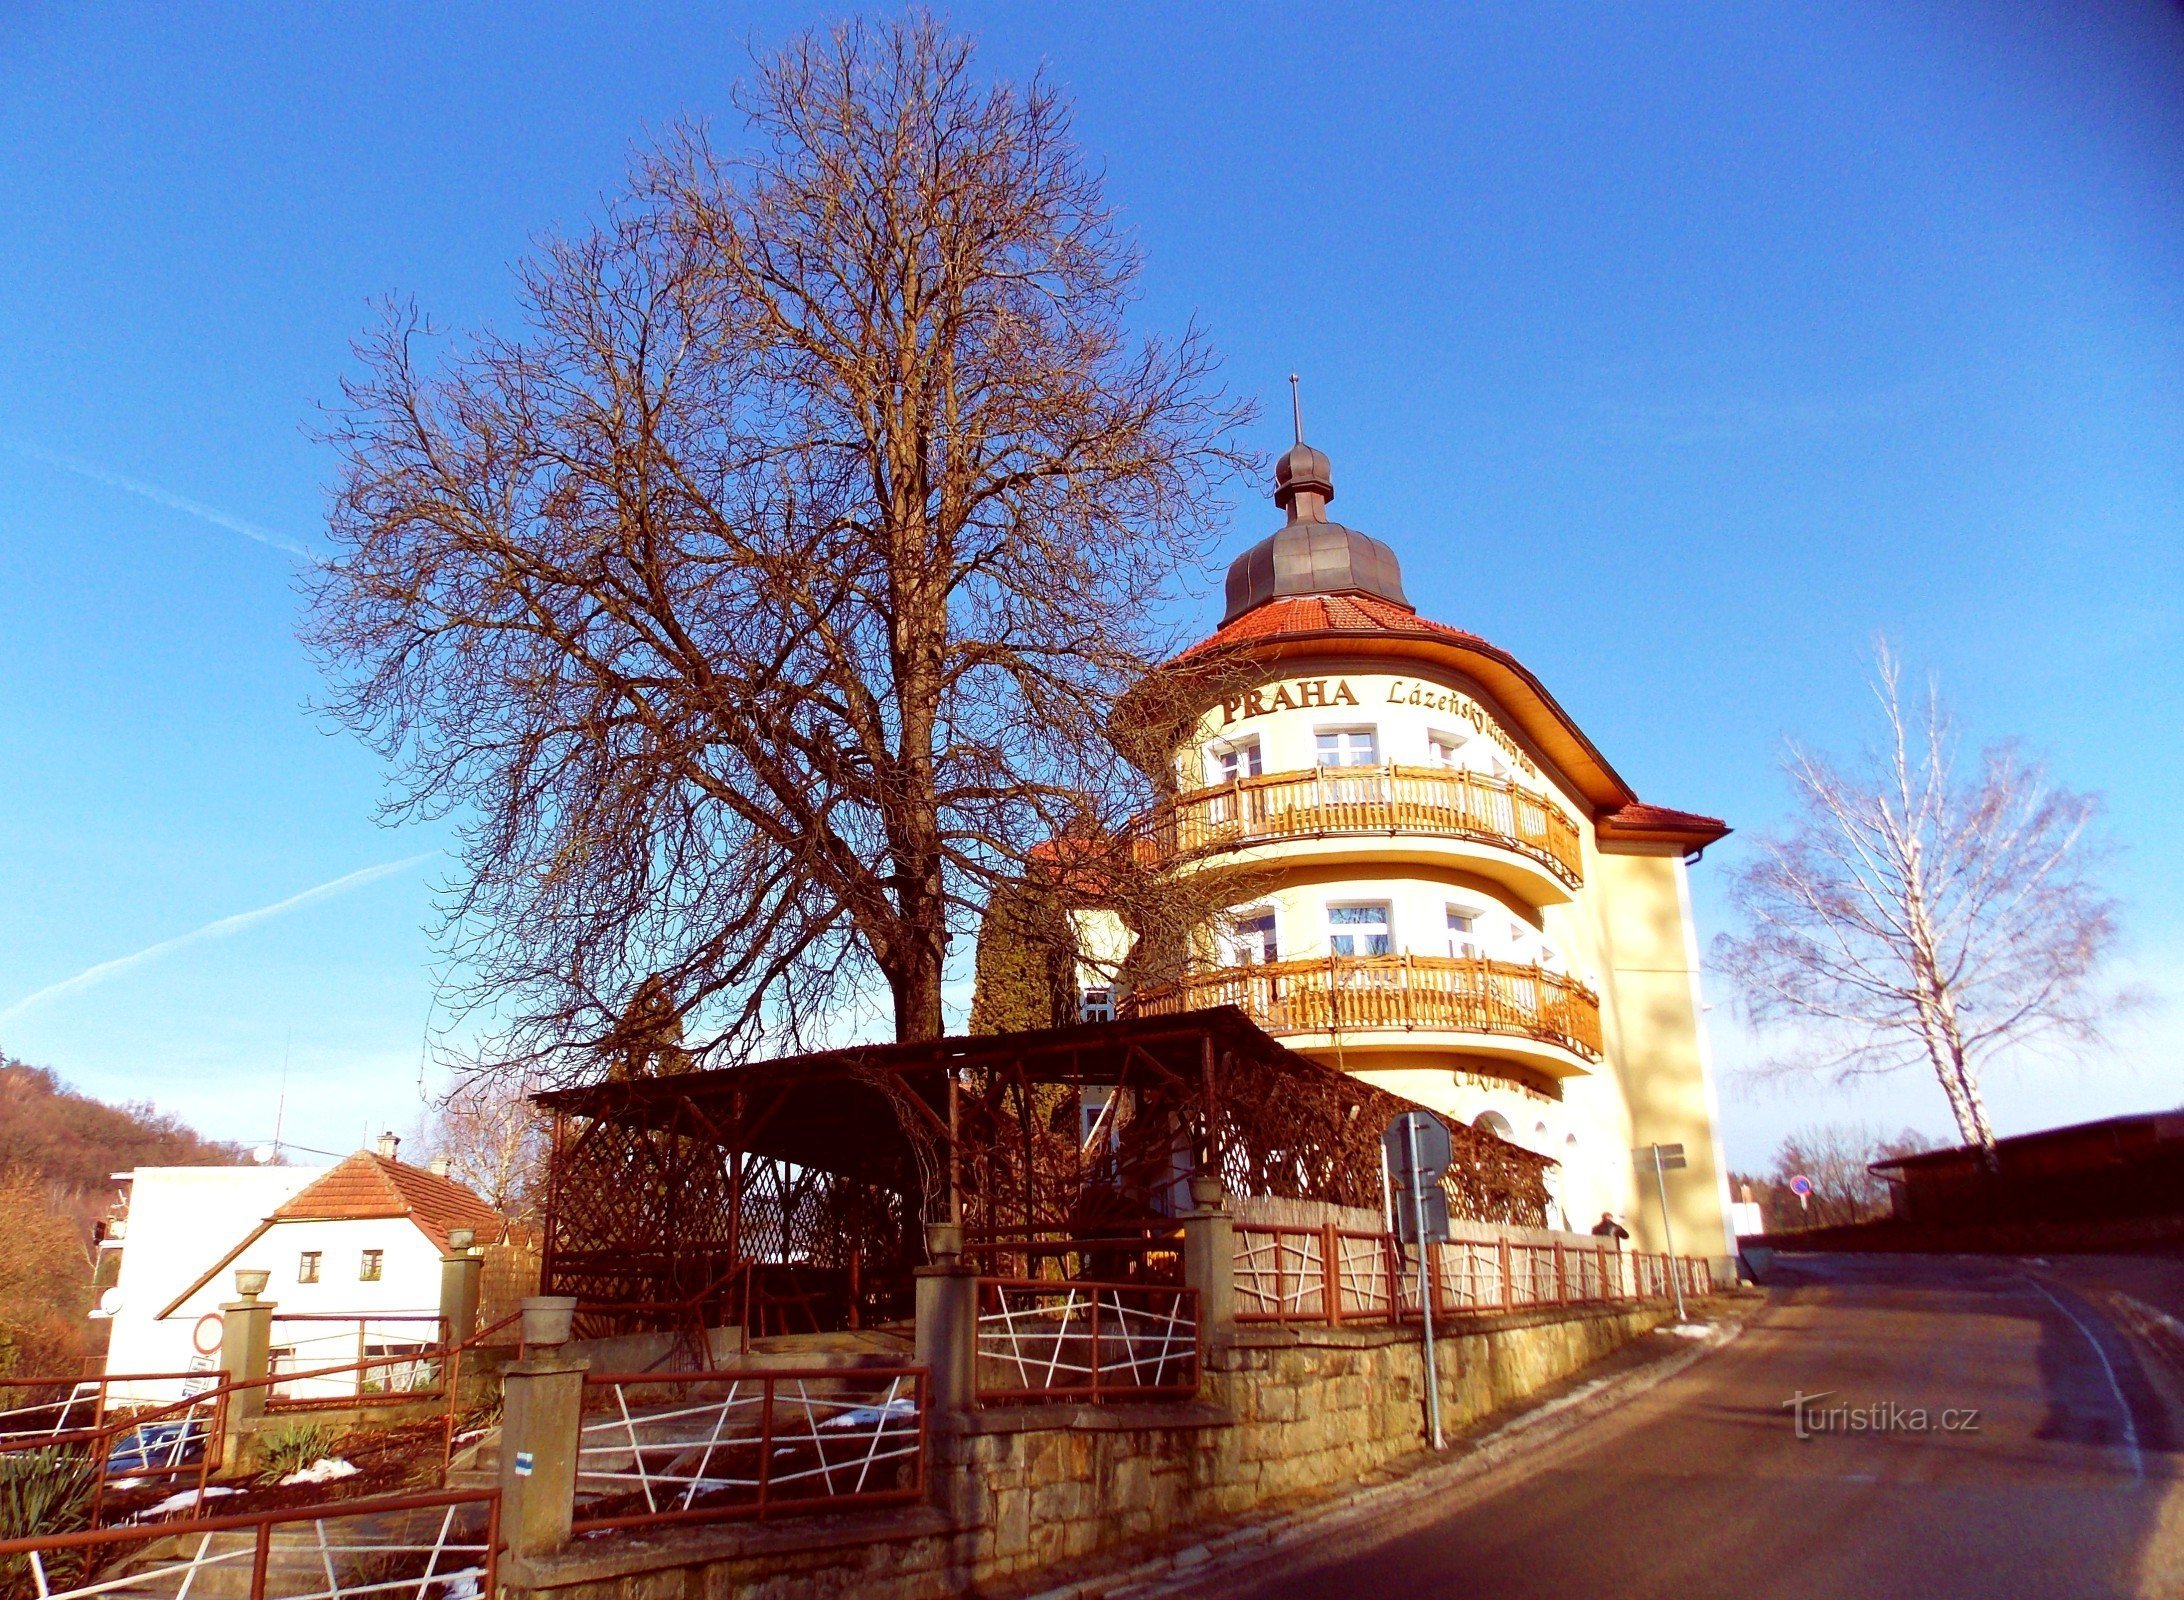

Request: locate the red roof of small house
(273, 1153), (507, 1252)
(154, 1152), (512, 1319)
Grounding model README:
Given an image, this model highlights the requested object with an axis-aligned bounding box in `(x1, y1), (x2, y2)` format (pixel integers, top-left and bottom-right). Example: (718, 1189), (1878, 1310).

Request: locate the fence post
(439, 1228), (484, 1349)
(216, 1271), (275, 1469)
(500, 1297), (586, 1562)
(1498, 1237), (1514, 1311)
(1322, 1222), (1342, 1327)
(1182, 1174), (1235, 1349)
(914, 1224), (979, 1417)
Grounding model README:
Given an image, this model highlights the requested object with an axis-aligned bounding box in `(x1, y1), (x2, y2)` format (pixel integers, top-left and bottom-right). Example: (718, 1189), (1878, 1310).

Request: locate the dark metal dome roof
(1222, 440), (1411, 624)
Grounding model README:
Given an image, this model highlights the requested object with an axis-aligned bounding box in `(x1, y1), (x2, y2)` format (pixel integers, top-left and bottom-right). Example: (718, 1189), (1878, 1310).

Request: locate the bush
(0, 1446), (100, 1600)
(255, 1420), (338, 1481)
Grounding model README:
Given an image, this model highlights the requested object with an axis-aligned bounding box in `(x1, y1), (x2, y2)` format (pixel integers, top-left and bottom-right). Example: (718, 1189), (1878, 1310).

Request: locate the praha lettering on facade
(1217, 678), (1360, 725)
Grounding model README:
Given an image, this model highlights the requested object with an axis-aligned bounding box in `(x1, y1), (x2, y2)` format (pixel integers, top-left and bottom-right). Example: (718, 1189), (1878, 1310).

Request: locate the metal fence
(571, 1366), (927, 1533)
(974, 1280), (1201, 1404)
(0, 1489), (497, 1600)
(1234, 1222), (1714, 1327)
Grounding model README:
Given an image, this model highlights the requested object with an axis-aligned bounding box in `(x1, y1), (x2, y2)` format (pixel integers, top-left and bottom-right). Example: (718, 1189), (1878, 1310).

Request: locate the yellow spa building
(1108, 433), (1736, 1258)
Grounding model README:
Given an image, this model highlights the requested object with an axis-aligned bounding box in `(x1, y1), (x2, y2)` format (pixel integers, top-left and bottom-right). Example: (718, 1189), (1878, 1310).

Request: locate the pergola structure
(534, 1007), (1552, 1336)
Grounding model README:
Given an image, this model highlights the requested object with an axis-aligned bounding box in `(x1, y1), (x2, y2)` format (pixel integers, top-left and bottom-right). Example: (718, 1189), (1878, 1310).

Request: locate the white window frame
(1444, 904), (1481, 959)
(1426, 728), (1471, 769)
(1326, 901), (1393, 959)
(1208, 736), (1264, 786)
(1224, 907), (1279, 967)
(1079, 986), (1114, 1024)
(1314, 725), (1380, 768)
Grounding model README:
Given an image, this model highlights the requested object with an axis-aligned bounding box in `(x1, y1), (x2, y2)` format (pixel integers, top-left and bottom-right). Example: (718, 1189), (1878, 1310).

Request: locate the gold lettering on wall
(1384, 678), (1539, 776)
(1220, 678), (1358, 726)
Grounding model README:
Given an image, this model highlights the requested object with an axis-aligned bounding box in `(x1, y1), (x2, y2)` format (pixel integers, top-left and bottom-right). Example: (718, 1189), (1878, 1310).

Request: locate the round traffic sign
(1788, 1174), (1813, 1197)
(191, 1313), (224, 1355)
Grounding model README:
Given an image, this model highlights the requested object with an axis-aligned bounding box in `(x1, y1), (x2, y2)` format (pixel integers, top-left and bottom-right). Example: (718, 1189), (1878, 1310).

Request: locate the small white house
(102, 1140), (507, 1404)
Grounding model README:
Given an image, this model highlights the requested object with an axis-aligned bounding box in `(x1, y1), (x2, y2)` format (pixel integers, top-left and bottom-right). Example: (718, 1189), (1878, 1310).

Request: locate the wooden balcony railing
(1124, 954), (1604, 1063)
(1146, 765), (1583, 888)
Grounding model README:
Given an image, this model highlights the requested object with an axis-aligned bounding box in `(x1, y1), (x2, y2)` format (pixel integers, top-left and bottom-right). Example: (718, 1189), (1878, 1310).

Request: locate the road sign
(1633, 1143), (1690, 1322)
(1788, 1174), (1813, 1197)
(1385, 1110), (1451, 1448)
(1384, 1111), (1452, 1189)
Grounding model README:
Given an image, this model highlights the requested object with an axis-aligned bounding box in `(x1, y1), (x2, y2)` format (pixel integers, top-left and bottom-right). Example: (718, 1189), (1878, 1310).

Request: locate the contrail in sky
(2, 436), (322, 562)
(0, 854), (435, 1025)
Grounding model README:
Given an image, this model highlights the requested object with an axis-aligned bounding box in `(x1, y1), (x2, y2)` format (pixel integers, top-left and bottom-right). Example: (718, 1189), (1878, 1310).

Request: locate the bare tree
(1716, 644), (2123, 1158)
(418, 1073), (551, 1225)
(306, 15), (1252, 1079)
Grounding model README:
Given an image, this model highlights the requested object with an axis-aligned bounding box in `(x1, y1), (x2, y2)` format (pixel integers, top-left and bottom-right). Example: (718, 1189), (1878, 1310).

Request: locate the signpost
(1384, 1111), (1452, 1449)
(1633, 1142), (1689, 1324)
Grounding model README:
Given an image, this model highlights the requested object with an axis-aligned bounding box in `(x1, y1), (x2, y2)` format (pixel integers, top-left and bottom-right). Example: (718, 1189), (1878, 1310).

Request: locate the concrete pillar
(216, 1272), (275, 1470)
(1182, 1176), (1235, 1350)
(438, 1231), (483, 1348)
(914, 1265), (980, 1417)
(499, 1299), (588, 1560)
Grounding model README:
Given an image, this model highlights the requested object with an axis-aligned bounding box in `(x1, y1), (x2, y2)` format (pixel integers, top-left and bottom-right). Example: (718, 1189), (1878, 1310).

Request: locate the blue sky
(0, 3), (2179, 1168)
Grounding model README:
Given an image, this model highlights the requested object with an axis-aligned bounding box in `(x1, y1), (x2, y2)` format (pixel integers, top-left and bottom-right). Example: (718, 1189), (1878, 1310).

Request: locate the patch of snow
(1661, 1323), (1714, 1340)
(279, 1457), (360, 1487)
(135, 1486), (240, 1520)
(818, 1397), (919, 1430)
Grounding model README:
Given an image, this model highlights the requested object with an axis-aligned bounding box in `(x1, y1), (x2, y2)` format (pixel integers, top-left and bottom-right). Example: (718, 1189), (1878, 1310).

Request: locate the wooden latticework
(534, 1008), (1552, 1334)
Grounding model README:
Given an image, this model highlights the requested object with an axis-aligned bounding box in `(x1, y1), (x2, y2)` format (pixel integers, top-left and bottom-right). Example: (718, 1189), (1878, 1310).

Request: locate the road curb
(1015, 1307), (1755, 1600)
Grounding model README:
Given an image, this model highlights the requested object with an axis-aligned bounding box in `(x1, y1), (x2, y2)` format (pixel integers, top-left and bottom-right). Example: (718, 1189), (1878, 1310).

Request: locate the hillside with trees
(0, 1053), (246, 1372)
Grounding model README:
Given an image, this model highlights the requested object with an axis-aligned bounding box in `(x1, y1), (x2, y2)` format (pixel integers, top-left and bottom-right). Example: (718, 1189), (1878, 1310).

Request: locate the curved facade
(1107, 437), (1737, 1257)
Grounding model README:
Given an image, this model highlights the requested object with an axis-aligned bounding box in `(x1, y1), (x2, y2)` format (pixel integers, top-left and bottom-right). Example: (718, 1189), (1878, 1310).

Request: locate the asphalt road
(1214, 1254), (2184, 1600)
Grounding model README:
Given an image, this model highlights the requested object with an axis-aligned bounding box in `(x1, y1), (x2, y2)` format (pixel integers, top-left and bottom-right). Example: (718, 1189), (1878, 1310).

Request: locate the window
(1226, 910), (1278, 966)
(1445, 907), (1479, 958)
(358, 1249), (384, 1283)
(1315, 727), (1379, 768)
(1079, 987), (1114, 1024)
(1427, 731), (1469, 769)
(1328, 903), (1392, 958)
(1078, 1087), (1118, 1151)
(1211, 738), (1263, 785)
(298, 1251), (321, 1284)
(1474, 1111), (1514, 1139)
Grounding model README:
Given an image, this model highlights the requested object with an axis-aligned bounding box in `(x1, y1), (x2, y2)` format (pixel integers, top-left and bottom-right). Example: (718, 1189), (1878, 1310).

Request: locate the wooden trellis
(534, 1008), (1553, 1335)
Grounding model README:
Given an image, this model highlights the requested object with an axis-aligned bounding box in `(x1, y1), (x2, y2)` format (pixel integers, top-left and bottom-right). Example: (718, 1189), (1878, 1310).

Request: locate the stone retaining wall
(505, 1299), (1679, 1600)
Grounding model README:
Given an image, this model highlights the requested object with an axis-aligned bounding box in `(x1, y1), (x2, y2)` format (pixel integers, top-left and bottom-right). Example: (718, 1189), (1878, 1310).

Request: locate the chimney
(428, 1156), (452, 1179)
(376, 1131), (400, 1161)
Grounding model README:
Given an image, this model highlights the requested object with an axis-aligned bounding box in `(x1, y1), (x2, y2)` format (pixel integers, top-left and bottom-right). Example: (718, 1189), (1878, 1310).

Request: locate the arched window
(1473, 1111), (1514, 1139)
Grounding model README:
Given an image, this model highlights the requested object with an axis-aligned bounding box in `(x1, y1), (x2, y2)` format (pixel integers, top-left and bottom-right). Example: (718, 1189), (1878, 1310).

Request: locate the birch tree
(1715, 645), (2122, 1157)
(306, 15), (1251, 1078)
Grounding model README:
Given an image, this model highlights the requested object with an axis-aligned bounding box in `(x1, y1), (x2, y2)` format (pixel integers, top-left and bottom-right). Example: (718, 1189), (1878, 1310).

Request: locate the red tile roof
(274, 1153), (507, 1253)
(1174, 592), (1493, 661)
(1594, 801), (1731, 851)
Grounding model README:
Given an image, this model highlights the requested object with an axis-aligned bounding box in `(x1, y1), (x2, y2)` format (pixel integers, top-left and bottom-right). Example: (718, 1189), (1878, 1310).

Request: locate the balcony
(1125, 954), (1603, 1076)
(1146, 765), (1584, 901)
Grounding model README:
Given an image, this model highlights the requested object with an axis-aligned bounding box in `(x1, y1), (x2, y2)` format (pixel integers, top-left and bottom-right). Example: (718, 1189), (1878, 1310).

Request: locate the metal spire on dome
(1220, 385), (1410, 624)
(1273, 373), (1335, 523)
